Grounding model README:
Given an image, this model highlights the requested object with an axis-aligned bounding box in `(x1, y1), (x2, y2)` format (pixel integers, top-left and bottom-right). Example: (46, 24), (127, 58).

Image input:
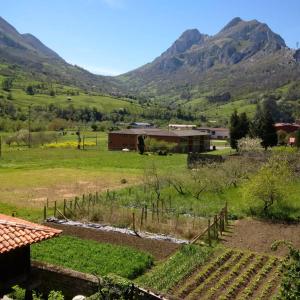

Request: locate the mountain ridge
(0, 16), (299, 102)
(118, 17), (299, 101)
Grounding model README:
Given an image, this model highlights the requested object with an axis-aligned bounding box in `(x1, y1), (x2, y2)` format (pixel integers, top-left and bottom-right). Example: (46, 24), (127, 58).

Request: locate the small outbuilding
(197, 127), (230, 140)
(274, 123), (300, 133)
(108, 128), (210, 153)
(0, 214), (61, 298)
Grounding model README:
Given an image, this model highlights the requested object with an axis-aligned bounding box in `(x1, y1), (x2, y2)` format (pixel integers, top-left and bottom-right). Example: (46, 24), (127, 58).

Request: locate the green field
(0, 132), (186, 220)
(31, 235), (153, 279)
(136, 244), (214, 292)
(5, 88), (141, 113)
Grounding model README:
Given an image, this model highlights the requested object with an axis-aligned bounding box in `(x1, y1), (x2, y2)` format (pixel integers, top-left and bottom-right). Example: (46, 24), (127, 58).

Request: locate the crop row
(202, 252), (255, 299)
(186, 251), (244, 299)
(176, 249), (234, 298)
(240, 257), (278, 299)
(256, 266), (281, 300)
(219, 255), (266, 300)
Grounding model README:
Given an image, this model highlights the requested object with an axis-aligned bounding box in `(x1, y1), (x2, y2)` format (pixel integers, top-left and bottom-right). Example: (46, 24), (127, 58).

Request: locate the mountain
(0, 16), (118, 93)
(118, 17), (300, 101)
(0, 16), (300, 104)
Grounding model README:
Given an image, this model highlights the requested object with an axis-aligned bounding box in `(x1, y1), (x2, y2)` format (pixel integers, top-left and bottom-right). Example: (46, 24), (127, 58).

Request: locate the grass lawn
(0, 133), (187, 220)
(31, 235), (153, 279)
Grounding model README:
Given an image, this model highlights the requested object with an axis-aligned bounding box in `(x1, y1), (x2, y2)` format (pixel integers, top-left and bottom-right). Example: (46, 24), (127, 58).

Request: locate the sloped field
(171, 249), (281, 300)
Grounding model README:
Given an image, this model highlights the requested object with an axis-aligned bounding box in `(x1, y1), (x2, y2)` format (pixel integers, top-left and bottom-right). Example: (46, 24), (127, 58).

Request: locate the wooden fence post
(43, 205), (47, 220)
(208, 219), (211, 246)
(140, 207), (144, 229)
(145, 205), (147, 222)
(214, 215), (218, 239)
(63, 199), (66, 216)
(132, 212), (136, 232)
(152, 203), (154, 221)
(54, 201), (57, 218)
(225, 202), (228, 225)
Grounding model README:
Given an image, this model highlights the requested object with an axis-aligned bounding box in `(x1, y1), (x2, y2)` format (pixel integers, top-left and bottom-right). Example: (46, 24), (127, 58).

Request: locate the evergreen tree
(137, 135), (145, 154)
(260, 110), (278, 149)
(250, 104), (263, 138)
(239, 112), (250, 137)
(295, 130), (300, 149)
(26, 85), (35, 95)
(2, 78), (13, 92)
(229, 110), (240, 149)
(229, 111), (250, 150)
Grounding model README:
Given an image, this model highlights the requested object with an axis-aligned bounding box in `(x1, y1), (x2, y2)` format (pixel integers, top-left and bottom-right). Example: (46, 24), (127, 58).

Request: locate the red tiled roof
(0, 214), (61, 254)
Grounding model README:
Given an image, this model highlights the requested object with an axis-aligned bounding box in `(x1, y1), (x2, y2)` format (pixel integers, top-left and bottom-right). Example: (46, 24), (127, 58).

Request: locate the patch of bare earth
(46, 223), (179, 261)
(222, 218), (300, 256)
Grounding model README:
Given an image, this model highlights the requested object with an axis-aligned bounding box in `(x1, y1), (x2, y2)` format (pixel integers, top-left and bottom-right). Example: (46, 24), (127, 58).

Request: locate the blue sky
(1, 0), (300, 75)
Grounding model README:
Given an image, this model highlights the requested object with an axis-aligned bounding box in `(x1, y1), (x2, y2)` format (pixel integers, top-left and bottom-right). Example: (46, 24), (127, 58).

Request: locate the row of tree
(230, 99), (282, 150)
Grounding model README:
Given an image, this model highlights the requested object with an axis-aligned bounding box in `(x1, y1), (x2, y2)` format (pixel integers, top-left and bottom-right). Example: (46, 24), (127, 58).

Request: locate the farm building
(274, 123), (300, 133)
(197, 127), (230, 140)
(129, 122), (154, 128)
(0, 214), (61, 298)
(168, 124), (197, 130)
(108, 128), (210, 153)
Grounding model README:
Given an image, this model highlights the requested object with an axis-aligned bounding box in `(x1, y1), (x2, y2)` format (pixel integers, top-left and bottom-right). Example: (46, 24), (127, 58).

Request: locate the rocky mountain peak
(220, 17), (243, 32)
(161, 28), (208, 58)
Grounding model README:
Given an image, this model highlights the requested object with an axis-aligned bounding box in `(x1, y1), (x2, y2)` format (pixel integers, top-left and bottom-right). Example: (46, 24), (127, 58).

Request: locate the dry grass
(0, 168), (139, 209)
(62, 201), (206, 240)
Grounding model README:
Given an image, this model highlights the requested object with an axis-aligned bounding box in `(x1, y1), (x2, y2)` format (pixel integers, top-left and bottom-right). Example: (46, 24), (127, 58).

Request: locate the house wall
(211, 130), (229, 140)
(108, 133), (138, 150)
(0, 246), (30, 295)
(108, 133), (210, 153)
(275, 124), (300, 133)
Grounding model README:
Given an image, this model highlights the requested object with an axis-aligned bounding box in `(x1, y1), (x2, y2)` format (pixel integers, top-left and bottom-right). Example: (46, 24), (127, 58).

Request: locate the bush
(145, 138), (177, 154)
(243, 154), (293, 216)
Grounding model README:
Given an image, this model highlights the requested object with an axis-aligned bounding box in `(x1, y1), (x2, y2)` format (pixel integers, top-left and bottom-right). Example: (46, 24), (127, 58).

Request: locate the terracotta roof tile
(0, 214), (62, 254)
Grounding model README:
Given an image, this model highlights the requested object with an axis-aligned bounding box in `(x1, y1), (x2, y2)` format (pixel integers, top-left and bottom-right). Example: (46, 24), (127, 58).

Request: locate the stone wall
(31, 261), (98, 299)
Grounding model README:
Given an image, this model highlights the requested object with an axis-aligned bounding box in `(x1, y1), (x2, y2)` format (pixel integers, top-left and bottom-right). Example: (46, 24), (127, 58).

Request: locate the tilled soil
(46, 222), (179, 260)
(222, 218), (300, 256)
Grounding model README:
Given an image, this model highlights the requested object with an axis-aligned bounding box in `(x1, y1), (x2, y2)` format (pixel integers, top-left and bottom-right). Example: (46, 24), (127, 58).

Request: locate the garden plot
(171, 249), (281, 300)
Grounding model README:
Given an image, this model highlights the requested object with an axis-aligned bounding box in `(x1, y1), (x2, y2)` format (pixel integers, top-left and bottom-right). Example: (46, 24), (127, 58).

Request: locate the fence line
(190, 203), (228, 245)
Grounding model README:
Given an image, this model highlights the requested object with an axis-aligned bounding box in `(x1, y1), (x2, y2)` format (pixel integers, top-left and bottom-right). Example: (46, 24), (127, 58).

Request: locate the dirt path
(47, 223), (179, 260)
(222, 218), (300, 256)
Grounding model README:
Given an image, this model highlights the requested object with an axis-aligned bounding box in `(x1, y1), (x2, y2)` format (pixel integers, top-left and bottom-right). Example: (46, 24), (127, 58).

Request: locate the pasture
(0, 132), (186, 220)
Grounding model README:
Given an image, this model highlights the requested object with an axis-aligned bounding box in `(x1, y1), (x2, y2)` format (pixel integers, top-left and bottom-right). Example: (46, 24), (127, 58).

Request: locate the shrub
(237, 137), (264, 153)
(145, 138), (177, 153)
(243, 155), (293, 216)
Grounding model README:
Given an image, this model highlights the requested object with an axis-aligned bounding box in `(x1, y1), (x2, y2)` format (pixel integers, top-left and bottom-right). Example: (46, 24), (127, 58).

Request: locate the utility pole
(28, 105), (32, 148)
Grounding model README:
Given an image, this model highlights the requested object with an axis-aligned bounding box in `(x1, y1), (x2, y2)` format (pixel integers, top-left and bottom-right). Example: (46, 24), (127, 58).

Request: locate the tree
(2, 77), (13, 91)
(295, 130), (300, 149)
(137, 135), (145, 154)
(250, 104), (264, 137)
(260, 110), (278, 149)
(229, 110), (240, 149)
(26, 85), (35, 95)
(251, 103), (278, 149)
(229, 110), (249, 150)
(237, 137), (264, 153)
(277, 130), (288, 145)
(243, 156), (292, 215)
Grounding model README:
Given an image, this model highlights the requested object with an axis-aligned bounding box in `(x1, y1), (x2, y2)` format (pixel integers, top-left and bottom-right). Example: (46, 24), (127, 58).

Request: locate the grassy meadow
(0, 132), (186, 220)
